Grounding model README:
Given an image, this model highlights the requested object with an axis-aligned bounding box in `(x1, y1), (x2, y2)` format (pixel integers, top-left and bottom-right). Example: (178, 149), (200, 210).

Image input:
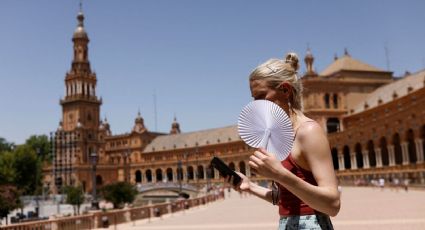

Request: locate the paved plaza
(100, 186), (425, 230)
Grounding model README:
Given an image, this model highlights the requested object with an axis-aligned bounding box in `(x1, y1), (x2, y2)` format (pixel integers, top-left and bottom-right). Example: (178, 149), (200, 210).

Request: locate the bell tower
(58, 6), (102, 169)
(61, 8), (102, 132)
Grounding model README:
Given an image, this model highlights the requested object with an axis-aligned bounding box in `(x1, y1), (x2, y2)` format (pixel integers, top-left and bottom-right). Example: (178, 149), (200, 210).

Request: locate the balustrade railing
(0, 193), (223, 230)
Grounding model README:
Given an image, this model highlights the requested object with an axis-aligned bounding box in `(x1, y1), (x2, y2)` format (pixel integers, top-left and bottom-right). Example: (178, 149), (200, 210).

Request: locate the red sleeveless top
(278, 154), (317, 216)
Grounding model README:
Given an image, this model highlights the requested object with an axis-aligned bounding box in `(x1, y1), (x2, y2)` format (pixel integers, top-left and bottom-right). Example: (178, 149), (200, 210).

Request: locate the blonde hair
(249, 52), (303, 110)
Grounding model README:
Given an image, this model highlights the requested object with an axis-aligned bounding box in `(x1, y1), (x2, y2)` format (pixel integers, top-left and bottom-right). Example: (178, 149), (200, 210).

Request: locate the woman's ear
(278, 83), (291, 95)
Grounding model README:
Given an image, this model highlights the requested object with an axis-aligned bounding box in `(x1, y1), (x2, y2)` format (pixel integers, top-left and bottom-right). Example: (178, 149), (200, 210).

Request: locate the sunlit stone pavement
(100, 186), (425, 230)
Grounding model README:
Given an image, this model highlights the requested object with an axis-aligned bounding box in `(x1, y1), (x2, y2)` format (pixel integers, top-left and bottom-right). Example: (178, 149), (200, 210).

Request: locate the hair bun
(284, 52), (299, 71)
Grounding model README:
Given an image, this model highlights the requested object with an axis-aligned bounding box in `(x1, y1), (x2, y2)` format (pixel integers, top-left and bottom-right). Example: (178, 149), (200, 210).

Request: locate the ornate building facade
(43, 10), (425, 194)
(302, 49), (425, 185)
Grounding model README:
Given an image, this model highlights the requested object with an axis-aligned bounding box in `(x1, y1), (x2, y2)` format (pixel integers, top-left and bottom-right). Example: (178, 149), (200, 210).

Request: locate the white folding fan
(238, 100), (294, 161)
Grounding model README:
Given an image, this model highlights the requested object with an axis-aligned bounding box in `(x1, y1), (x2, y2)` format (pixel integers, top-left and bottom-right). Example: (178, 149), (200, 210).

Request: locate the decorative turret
(170, 116), (181, 134)
(132, 111), (147, 133)
(304, 48), (315, 75)
(103, 117), (111, 136)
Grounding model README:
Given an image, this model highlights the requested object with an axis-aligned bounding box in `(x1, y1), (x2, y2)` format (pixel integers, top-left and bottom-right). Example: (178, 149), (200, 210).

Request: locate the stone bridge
(136, 182), (199, 196)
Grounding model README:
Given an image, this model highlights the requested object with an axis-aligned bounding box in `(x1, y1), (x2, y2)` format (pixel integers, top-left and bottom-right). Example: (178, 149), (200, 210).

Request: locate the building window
(324, 93), (330, 109)
(326, 118), (340, 133)
(333, 94), (338, 108)
(135, 170), (142, 183)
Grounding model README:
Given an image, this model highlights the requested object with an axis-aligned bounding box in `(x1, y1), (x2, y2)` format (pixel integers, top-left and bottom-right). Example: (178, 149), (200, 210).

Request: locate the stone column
(246, 164), (251, 177)
(129, 169), (133, 183)
(214, 169), (219, 179)
(415, 139), (424, 163)
(235, 162), (240, 172)
(375, 148), (382, 167)
(388, 145), (395, 166)
(152, 170), (157, 183)
(351, 153), (357, 170)
(173, 168), (177, 182)
(183, 168), (187, 181)
(363, 150), (370, 169)
(203, 165), (208, 179)
(401, 142), (409, 165)
(338, 154), (345, 170)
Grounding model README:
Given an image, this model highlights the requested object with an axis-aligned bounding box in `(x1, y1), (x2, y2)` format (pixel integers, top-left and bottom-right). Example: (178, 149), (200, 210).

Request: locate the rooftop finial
(344, 48), (350, 56)
(76, 0), (85, 28)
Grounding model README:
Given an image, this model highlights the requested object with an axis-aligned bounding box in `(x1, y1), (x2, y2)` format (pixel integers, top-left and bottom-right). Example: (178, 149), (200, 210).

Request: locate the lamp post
(123, 150), (130, 183)
(90, 151), (99, 210)
(35, 148), (41, 217)
(206, 166), (211, 193)
(195, 146), (199, 192)
(184, 153), (189, 183)
(177, 160), (182, 194)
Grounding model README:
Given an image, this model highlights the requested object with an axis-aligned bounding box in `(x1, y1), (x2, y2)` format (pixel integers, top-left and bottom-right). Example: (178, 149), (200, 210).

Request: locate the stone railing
(0, 193), (223, 230)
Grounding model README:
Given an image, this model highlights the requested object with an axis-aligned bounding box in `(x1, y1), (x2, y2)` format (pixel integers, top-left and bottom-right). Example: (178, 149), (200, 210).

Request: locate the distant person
(379, 178), (385, 190)
(227, 53), (339, 229)
(403, 178), (409, 192)
(393, 178), (400, 191)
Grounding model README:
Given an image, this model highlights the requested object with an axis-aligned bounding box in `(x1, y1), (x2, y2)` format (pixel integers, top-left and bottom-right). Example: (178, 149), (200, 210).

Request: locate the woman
(229, 53), (340, 229)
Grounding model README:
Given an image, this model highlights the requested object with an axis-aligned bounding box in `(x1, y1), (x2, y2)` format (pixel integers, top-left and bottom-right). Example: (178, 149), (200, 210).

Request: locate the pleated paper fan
(238, 100), (294, 161)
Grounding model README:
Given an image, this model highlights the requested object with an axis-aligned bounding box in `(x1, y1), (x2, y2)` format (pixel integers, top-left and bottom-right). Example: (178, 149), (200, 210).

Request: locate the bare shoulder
(297, 120), (326, 141)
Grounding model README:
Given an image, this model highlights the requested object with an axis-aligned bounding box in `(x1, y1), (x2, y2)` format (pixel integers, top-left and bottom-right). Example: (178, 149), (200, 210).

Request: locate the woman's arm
(249, 123), (341, 216)
(228, 172), (273, 204)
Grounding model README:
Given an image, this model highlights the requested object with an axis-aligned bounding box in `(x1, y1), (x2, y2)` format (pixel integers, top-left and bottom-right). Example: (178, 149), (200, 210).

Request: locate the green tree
(13, 145), (41, 195)
(63, 186), (84, 215)
(0, 185), (21, 225)
(0, 137), (14, 153)
(25, 135), (51, 162)
(0, 152), (16, 185)
(101, 182), (137, 209)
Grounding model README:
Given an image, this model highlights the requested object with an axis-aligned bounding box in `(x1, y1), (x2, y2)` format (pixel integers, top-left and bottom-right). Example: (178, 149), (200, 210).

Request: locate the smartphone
(210, 157), (242, 186)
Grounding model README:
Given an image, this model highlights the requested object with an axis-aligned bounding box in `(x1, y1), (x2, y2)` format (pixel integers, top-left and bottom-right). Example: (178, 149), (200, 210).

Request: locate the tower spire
(304, 46), (315, 76)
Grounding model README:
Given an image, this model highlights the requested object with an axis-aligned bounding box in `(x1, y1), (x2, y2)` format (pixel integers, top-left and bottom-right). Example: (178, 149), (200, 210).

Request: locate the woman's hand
(249, 148), (286, 180)
(225, 172), (251, 192)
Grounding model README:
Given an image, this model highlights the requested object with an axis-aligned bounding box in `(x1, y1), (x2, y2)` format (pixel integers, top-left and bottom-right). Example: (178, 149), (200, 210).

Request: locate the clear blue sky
(1, 0), (424, 144)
